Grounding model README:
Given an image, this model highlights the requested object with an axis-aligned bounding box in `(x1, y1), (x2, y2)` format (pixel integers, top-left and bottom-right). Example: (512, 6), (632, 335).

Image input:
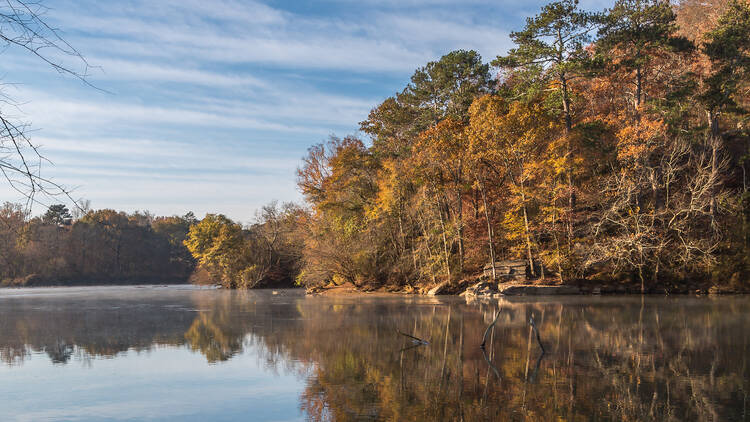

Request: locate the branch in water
(480, 308), (500, 349)
(397, 329), (429, 345)
(529, 315), (545, 354)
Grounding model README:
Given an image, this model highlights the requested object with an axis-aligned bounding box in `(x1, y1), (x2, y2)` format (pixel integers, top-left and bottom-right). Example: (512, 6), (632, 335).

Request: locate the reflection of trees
(184, 313), (243, 363)
(182, 291), (265, 363)
(0, 292), (194, 365)
(1, 292), (748, 420)
(288, 300), (501, 421)
(268, 297), (750, 421)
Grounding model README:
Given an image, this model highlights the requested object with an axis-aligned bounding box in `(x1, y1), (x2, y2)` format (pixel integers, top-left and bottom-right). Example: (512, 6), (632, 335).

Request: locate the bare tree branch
(0, 0), (96, 215)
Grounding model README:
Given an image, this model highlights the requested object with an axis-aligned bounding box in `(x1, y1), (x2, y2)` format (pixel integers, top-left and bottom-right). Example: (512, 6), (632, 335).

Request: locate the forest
(0, 203), (195, 286)
(0, 201), (302, 287)
(2, 0), (749, 293)
(292, 0), (750, 293)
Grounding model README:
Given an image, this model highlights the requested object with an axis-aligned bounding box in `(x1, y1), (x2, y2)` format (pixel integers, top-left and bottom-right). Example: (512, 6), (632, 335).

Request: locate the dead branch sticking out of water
(397, 329), (429, 345)
(529, 315), (545, 354)
(480, 309), (500, 349)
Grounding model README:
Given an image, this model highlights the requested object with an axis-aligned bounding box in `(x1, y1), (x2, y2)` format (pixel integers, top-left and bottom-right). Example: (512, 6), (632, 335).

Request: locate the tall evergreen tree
(494, 0), (598, 243)
(700, 0), (750, 136)
(699, 0), (750, 219)
(402, 49), (492, 129)
(597, 0), (693, 111)
(42, 204), (72, 226)
(494, 0), (597, 133)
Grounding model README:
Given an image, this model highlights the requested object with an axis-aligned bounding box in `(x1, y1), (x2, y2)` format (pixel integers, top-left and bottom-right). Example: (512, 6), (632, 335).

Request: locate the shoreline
(307, 279), (750, 297)
(3, 281), (747, 297)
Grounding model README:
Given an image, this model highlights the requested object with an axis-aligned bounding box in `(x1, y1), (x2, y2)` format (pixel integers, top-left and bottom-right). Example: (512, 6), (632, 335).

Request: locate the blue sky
(1, 0), (609, 222)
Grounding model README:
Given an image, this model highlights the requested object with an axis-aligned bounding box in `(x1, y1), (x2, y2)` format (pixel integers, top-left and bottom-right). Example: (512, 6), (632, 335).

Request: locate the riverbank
(0, 274), (190, 288)
(7, 276), (744, 296)
(307, 277), (750, 297)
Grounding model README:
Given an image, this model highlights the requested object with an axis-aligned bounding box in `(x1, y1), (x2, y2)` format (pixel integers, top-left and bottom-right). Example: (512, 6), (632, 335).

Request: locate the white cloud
(90, 58), (268, 87)
(15, 90), (341, 134)
(46, 0), (511, 73)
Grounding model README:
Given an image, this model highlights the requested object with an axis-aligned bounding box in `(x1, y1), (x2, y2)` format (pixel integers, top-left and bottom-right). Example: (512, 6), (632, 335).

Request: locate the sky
(0, 0), (610, 223)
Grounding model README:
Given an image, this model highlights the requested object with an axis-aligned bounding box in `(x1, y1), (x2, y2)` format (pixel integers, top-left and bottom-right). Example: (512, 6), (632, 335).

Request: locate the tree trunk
(561, 74), (573, 133)
(397, 212), (406, 254)
(638, 265), (645, 294)
(560, 73), (575, 247)
(417, 209), (437, 284)
(477, 177), (497, 281)
(437, 199), (452, 280)
(520, 180), (536, 277)
(551, 180), (565, 283)
(707, 110), (720, 222)
(456, 185), (464, 273)
(636, 66), (643, 109)
(473, 187), (480, 219)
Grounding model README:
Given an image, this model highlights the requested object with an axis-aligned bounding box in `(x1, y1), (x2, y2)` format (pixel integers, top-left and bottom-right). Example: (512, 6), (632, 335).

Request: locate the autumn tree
(0, 202), (27, 282)
(588, 139), (727, 291)
(184, 214), (253, 288)
(413, 118), (471, 276)
(247, 201), (304, 286)
(675, 0), (731, 42)
(468, 95), (560, 278)
(296, 136), (384, 287)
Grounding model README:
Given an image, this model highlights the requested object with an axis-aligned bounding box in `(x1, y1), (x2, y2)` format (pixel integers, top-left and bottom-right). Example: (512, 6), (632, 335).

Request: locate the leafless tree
(0, 0), (92, 209)
(70, 199), (91, 221)
(586, 137), (727, 292)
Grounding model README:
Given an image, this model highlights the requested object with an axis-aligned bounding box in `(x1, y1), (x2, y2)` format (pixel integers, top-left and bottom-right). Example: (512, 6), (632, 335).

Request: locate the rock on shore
(461, 280), (581, 297)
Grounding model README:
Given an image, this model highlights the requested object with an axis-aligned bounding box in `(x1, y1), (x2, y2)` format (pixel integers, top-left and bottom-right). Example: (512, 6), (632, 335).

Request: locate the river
(0, 286), (748, 421)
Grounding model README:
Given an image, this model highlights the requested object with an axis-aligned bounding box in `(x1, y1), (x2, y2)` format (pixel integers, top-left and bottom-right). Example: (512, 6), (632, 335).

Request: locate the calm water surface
(0, 286), (748, 421)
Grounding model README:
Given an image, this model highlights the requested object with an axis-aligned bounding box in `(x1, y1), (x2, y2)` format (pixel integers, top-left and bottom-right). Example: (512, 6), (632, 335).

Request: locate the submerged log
(427, 281), (451, 296)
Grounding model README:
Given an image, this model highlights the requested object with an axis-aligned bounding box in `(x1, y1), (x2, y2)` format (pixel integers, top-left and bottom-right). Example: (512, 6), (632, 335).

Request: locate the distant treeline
(0, 203), (196, 286)
(0, 201), (303, 288)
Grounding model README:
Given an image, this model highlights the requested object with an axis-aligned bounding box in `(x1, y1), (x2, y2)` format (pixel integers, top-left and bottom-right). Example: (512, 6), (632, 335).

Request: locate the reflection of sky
(0, 0), (610, 222)
(0, 345), (306, 422)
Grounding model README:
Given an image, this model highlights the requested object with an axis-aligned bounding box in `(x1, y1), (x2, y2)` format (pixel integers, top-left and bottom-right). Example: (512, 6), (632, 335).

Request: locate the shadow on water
(1, 288), (749, 421)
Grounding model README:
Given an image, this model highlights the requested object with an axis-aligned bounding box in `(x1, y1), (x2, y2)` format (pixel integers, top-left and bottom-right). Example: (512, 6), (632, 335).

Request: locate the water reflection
(1, 287), (748, 421)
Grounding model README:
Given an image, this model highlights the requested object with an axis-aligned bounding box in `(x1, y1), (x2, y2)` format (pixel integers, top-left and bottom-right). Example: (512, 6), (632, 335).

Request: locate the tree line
(0, 201), (303, 287)
(0, 203), (196, 285)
